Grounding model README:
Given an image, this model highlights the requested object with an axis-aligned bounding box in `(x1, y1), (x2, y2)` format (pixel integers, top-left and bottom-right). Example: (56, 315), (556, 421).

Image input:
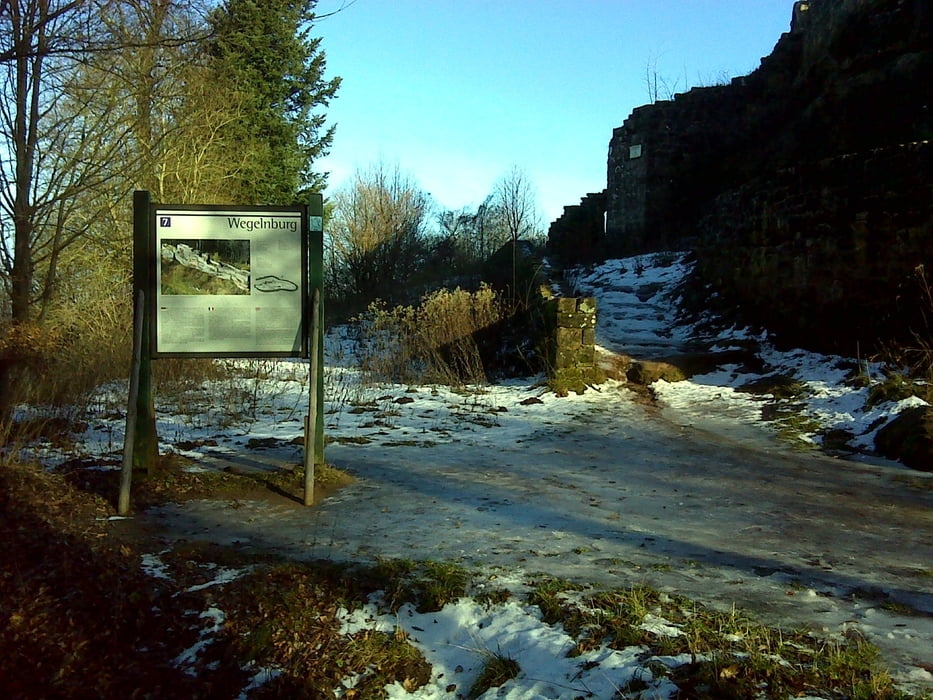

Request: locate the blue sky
(314, 1), (795, 227)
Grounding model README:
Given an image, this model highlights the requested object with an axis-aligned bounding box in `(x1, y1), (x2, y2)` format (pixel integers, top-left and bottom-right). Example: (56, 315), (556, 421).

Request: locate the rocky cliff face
(549, 0), (932, 353)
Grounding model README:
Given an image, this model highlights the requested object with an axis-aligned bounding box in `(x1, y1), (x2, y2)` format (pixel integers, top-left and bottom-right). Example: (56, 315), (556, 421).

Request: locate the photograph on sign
(153, 208), (307, 357)
(160, 239), (251, 295)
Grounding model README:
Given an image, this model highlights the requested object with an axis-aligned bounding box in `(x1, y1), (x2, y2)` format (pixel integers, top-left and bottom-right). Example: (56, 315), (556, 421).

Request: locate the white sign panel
(153, 207), (307, 357)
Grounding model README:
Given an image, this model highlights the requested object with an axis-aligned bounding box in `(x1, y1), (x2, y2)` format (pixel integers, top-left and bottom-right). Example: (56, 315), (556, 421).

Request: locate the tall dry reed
(354, 285), (505, 386)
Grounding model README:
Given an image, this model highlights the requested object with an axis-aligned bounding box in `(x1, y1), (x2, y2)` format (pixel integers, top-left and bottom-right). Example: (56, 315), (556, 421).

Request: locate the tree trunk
(1, 2), (44, 429)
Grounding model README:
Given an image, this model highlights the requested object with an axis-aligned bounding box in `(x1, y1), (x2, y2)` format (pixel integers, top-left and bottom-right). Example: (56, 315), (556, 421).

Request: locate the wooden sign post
(120, 191), (324, 510)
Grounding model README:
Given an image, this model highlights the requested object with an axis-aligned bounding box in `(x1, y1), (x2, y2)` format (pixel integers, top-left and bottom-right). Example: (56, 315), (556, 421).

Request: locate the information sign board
(152, 205), (308, 357)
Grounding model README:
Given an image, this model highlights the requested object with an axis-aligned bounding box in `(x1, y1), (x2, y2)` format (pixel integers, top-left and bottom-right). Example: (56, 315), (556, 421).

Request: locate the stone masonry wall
(694, 140), (933, 354)
(594, 0), (932, 351)
(546, 191), (607, 264)
(606, 83), (754, 255)
(603, 0), (931, 257)
(542, 296), (598, 395)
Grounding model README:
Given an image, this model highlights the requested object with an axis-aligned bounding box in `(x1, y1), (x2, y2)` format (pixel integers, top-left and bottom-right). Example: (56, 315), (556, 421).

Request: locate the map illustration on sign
(160, 238), (251, 295)
(252, 275), (299, 292)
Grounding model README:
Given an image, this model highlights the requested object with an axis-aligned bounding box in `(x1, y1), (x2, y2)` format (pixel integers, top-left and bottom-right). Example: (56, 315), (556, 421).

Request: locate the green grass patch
(521, 578), (920, 699)
(740, 374), (808, 399)
(867, 371), (928, 407)
(761, 404), (823, 445)
(526, 576), (587, 625)
(892, 474), (933, 491)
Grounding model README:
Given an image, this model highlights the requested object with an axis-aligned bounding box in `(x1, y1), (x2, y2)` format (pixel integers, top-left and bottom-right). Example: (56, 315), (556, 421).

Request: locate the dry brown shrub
(356, 285), (505, 385)
(152, 357), (226, 394)
(0, 320), (66, 360)
(2, 292), (131, 410)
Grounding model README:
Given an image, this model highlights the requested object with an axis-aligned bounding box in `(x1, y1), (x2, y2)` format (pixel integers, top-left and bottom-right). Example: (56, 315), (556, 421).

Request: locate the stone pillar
(545, 296), (599, 395)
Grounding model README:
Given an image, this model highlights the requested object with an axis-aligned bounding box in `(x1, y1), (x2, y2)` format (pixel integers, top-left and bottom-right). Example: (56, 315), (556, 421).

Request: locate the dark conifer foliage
(206, 0), (341, 204)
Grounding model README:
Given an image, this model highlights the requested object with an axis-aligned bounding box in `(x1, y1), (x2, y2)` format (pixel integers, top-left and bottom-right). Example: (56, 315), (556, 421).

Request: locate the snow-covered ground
(338, 593), (686, 700)
(63, 252), (933, 697)
(566, 252), (929, 458)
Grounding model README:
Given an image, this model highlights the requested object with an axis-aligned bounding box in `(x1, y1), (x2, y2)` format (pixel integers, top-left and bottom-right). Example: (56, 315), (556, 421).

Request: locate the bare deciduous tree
(0, 0), (206, 422)
(644, 51), (688, 103)
(491, 165), (541, 297)
(492, 164), (541, 246)
(327, 162), (433, 310)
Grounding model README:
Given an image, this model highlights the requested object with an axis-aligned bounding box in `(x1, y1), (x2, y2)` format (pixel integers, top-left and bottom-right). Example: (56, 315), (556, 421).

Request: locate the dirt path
(142, 384), (933, 691)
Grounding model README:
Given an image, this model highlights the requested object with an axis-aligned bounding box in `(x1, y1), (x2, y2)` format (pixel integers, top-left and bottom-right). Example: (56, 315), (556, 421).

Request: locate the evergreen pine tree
(207, 0), (340, 204)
